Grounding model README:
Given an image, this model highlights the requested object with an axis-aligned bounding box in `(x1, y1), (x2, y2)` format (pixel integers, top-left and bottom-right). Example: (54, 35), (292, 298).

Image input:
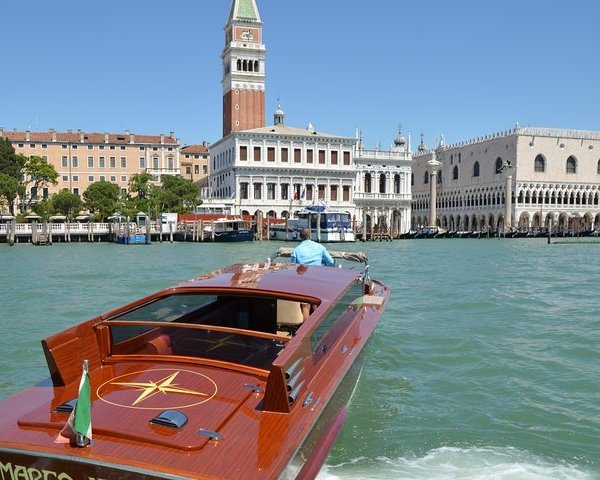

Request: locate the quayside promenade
(0, 221), (202, 245)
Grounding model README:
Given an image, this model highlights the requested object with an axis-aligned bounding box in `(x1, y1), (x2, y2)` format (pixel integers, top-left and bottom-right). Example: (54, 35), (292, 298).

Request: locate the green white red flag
(55, 360), (92, 447)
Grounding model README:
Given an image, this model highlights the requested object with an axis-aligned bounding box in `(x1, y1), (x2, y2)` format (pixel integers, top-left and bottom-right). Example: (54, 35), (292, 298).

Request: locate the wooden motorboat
(0, 249), (389, 479)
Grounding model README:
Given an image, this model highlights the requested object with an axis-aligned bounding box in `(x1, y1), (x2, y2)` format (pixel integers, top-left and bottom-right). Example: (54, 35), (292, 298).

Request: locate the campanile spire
(222, 0), (266, 136)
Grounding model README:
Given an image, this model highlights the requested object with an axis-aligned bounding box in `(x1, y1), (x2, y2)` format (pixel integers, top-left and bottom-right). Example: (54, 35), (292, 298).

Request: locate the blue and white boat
(270, 205), (354, 242)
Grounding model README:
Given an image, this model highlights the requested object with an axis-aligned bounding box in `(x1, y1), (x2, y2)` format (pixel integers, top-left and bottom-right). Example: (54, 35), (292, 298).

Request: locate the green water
(0, 240), (598, 479)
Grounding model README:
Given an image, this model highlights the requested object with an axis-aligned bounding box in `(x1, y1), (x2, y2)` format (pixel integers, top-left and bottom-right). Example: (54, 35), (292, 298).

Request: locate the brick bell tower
(222, 0), (266, 136)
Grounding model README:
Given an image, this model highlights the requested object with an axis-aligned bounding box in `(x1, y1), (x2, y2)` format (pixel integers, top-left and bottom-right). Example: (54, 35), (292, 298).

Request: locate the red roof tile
(0, 130), (178, 145)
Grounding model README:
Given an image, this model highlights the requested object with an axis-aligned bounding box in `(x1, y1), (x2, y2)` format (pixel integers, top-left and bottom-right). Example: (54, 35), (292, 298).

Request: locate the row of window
(236, 59), (260, 72)
(238, 146), (351, 166)
(17, 143), (171, 152)
(534, 155), (600, 174)
(363, 173), (406, 194)
(61, 175), (128, 183)
(238, 182), (351, 201)
(422, 155), (600, 186)
(57, 156), (175, 170)
(185, 165), (208, 175)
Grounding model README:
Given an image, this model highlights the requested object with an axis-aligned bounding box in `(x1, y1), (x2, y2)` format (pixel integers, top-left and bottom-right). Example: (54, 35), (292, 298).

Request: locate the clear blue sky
(1, 0), (599, 150)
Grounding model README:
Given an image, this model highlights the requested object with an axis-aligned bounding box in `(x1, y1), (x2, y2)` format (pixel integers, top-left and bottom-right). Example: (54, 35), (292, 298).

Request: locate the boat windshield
(105, 293), (307, 370)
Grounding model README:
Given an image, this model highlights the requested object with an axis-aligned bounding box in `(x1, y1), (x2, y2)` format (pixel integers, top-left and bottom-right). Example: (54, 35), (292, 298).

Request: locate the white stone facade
(208, 124), (356, 219)
(411, 126), (600, 233)
(353, 135), (413, 236)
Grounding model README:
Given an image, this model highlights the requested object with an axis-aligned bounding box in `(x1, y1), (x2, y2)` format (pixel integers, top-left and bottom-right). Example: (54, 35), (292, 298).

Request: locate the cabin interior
(106, 293), (315, 370)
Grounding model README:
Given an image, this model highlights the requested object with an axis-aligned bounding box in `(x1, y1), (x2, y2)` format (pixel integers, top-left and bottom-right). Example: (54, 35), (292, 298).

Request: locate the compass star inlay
(111, 371), (209, 406)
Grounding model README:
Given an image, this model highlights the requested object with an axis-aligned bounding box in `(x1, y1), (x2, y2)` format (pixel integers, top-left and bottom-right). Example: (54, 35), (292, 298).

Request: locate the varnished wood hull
(0, 260), (389, 480)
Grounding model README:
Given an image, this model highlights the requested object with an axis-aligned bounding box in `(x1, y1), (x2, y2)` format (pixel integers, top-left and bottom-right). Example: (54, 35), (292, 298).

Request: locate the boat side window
(311, 281), (363, 355)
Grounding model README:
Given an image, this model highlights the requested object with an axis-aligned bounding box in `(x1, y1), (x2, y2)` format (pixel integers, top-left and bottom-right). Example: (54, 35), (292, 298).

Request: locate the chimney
(160, 133), (165, 144)
(26, 130), (30, 141)
(104, 133), (109, 143)
(67, 129), (72, 134)
(80, 131), (85, 143)
(50, 129), (57, 142)
(169, 131), (175, 139)
(129, 133), (135, 144)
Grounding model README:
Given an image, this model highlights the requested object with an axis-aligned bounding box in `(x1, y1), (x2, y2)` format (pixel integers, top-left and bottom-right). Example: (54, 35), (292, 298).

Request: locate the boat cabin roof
(175, 262), (360, 304)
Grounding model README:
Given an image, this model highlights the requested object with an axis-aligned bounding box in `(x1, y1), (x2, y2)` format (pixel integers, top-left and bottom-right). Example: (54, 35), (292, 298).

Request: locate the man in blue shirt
(291, 228), (334, 266)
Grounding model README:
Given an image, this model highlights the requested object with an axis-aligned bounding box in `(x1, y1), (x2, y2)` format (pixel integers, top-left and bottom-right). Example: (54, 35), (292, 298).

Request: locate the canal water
(0, 240), (598, 479)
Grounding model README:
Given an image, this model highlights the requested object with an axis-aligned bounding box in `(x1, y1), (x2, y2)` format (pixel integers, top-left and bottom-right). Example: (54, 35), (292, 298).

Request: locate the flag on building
(300, 188), (306, 200)
(55, 360), (92, 447)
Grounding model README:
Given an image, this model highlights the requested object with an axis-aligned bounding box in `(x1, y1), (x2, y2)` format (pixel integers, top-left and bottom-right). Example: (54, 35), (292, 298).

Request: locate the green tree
(0, 173), (20, 215)
(32, 198), (53, 221)
(83, 181), (120, 221)
(150, 175), (199, 214)
(22, 155), (59, 211)
(116, 189), (138, 219)
(0, 137), (24, 180)
(128, 172), (155, 213)
(129, 172), (154, 199)
(51, 189), (83, 220)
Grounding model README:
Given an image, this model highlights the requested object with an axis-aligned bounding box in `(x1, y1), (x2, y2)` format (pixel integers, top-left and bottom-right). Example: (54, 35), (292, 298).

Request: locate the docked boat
(270, 205), (354, 242)
(413, 225), (447, 239)
(115, 233), (147, 244)
(204, 218), (254, 242)
(0, 248), (389, 479)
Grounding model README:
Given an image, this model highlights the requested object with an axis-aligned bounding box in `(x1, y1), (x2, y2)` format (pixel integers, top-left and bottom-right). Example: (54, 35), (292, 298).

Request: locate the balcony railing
(354, 192), (411, 201)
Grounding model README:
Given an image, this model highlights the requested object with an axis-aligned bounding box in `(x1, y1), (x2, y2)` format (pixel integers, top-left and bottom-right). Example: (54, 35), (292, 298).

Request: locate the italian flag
(55, 360), (92, 446)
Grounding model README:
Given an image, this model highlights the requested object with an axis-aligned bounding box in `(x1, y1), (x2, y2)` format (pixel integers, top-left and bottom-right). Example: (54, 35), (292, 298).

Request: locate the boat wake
(318, 446), (598, 480)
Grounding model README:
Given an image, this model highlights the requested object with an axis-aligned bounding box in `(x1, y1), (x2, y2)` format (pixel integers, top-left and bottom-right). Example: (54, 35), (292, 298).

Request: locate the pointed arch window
(394, 174), (401, 193)
(452, 165), (459, 180)
(534, 155), (545, 172)
(495, 157), (503, 174)
(424, 171), (429, 184)
(597, 159), (600, 174)
(437, 170), (443, 184)
(566, 156), (577, 174)
(473, 161), (480, 177)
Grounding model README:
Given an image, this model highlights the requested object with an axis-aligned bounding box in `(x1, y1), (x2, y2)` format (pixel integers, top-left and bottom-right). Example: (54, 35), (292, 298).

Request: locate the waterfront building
(209, 106), (356, 219)
(353, 130), (412, 236)
(411, 125), (600, 233)
(180, 143), (210, 186)
(0, 127), (180, 200)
